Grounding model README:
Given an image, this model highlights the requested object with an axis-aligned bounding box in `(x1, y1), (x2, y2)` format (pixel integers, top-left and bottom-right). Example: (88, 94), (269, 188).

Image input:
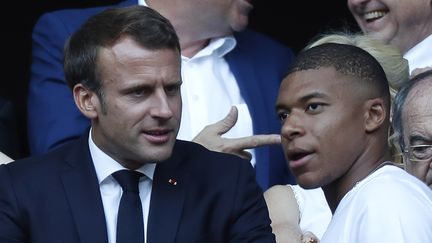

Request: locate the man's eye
(131, 89), (146, 97)
(278, 112), (289, 121)
(133, 90), (144, 96)
(128, 88), (150, 98)
(165, 84), (180, 95)
(306, 103), (323, 113)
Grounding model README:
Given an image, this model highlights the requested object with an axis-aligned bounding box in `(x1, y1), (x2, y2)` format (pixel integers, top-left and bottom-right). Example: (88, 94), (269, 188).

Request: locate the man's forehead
(283, 67), (356, 91)
(406, 81), (432, 106)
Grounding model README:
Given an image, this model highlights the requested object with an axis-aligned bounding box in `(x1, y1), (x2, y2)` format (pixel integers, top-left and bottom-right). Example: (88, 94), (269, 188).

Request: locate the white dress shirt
(404, 34), (432, 74)
(139, 0), (256, 166)
(89, 131), (155, 243)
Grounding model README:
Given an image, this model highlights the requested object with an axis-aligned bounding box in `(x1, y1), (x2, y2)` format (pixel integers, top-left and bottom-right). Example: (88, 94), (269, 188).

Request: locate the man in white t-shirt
(275, 42), (432, 242)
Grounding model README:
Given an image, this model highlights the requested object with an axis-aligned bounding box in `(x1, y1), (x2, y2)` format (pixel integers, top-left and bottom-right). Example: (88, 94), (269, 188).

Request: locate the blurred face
(347, 0), (432, 53)
(91, 37), (182, 169)
(402, 81), (432, 189)
(181, 0), (252, 35)
(276, 67), (367, 189)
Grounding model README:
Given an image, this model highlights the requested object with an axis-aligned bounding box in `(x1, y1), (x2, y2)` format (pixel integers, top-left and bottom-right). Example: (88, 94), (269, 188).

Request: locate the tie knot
(112, 170), (143, 193)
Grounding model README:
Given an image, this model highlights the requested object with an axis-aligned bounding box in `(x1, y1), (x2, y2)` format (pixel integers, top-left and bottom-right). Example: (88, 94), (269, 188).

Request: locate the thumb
(214, 106), (238, 135)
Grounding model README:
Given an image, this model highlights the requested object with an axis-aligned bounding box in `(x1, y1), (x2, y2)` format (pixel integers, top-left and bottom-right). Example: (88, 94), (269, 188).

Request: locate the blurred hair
(306, 32), (409, 100)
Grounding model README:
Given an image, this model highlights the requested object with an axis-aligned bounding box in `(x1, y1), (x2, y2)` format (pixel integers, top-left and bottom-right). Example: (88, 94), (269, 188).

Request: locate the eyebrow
(298, 92), (328, 102)
(276, 91), (328, 110)
(409, 134), (432, 145)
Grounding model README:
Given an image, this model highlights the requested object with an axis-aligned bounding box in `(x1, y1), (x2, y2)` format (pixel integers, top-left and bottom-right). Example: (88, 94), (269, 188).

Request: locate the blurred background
(1, 0), (358, 157)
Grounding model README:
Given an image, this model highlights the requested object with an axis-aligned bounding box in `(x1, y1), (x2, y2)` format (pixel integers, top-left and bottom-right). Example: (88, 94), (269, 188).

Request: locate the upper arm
(264, 185), (302, 243)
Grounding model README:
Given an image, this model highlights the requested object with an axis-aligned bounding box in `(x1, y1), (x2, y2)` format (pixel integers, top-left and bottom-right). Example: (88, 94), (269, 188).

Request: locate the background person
(348, 0), (432, 73)
(392, 69), (432, 190)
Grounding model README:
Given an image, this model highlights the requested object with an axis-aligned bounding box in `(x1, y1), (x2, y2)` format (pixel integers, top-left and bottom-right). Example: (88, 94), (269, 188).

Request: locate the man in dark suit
(27, 0), (295, 190)
(0, 6), (275, 242)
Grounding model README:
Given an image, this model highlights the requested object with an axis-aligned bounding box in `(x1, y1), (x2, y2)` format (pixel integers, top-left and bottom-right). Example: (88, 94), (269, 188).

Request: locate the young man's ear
(73, 84), (100, 119)
(364, 98), (387, 133)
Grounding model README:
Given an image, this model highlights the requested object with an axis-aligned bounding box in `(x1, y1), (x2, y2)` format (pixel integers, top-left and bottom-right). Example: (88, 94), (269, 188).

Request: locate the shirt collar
(88, 129), (156, 185)
(182, 36), (236, 62)
(140, 0), (236, 60)
(404, 34), (432, 73)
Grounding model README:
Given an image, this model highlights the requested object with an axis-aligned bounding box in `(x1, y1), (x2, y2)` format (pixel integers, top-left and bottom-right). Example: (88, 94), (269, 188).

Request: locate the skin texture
(276, 66), (389, 212)
(402, 80), (432, 189)
(264, 185), (301, 243)
(264, 185), (319, 243)
(74, 37), (182, 170)
(347, 0), (432, 53)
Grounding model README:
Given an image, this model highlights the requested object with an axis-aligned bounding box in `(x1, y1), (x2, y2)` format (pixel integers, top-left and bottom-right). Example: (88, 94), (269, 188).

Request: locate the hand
(192, 106), (281, 161)
(301, 231), (319, 243)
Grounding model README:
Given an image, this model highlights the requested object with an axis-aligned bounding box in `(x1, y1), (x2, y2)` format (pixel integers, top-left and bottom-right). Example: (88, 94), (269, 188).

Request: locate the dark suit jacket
(0, 97), (20, 158)
(27, 0), (295, 189)
(0, 136), (275, 243)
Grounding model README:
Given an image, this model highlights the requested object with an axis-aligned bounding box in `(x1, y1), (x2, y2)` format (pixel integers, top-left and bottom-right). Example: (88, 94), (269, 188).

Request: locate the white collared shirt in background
(404, 34), (432, 74)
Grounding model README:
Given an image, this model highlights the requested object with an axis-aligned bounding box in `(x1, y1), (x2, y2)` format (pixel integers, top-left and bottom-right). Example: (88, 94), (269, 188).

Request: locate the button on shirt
(89, 132), (155, 243)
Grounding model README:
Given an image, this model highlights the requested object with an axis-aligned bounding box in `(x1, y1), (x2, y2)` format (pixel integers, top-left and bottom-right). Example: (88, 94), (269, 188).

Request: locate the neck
(323, 149), (392, 213)
(179, 37), (210, 58)
(396, 30), (432, 54)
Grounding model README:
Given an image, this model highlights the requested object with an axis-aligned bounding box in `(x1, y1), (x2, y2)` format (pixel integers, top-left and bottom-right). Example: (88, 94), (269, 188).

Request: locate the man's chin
(145, 143), (175, 163)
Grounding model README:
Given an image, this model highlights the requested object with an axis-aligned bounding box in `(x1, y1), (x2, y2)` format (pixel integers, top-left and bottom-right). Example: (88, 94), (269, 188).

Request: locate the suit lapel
(61, 136), (108, 243)
(147, 144), (186, 243)
(225, 37), (268, 134)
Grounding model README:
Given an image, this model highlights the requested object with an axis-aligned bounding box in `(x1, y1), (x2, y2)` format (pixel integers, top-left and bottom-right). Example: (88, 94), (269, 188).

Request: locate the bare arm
(264, 185), (302, 243)
(264, 185), (319, 243)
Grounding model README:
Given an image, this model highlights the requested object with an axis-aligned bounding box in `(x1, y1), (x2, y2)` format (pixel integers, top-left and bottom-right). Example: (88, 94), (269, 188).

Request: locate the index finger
(226, 134), (281, 150)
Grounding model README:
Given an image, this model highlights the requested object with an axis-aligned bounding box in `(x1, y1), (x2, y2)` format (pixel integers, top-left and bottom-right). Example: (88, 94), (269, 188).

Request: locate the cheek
(169, 97), (182, 117)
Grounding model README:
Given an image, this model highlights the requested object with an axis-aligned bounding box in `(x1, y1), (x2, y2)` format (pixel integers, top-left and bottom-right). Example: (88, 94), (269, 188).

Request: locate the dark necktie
(112, 170), (145, 243)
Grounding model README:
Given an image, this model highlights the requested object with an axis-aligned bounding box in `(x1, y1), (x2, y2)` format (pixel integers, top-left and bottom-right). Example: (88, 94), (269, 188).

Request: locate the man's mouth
(364, 10), (387, 22)
(287, 149), (313, 162)
(144, 129), (170, 136)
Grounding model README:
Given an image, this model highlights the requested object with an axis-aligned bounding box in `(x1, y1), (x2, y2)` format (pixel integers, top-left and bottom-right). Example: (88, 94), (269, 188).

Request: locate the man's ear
(73, 84), (100, 119)
(364, 98), (387, 133)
